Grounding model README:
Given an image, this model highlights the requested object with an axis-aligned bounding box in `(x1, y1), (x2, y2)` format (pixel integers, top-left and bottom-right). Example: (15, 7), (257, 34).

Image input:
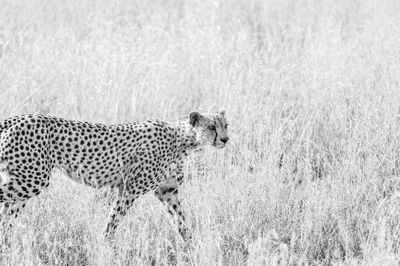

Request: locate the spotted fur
(0, 110), (229, 239)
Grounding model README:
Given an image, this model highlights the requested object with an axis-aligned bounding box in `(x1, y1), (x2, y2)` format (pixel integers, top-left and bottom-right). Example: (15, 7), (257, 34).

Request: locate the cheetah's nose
(221, 137), (229, 144)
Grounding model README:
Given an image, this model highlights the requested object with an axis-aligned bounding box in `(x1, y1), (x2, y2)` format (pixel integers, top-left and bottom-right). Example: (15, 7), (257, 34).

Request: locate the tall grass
(1, 0), (400, 264)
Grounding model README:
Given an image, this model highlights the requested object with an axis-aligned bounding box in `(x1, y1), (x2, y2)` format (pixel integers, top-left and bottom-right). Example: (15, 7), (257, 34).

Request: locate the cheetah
(0, 110), (229, 239)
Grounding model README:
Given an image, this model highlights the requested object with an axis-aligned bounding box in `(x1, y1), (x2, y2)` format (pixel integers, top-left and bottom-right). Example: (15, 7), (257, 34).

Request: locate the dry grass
(1, 0), (400, 264)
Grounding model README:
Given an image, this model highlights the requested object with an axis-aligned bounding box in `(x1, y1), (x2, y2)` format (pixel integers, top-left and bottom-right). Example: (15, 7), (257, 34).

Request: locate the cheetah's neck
(174, 121), (201, 153)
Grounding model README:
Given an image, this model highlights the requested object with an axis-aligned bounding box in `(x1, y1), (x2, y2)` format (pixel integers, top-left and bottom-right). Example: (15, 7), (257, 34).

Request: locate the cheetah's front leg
(104, 183), (138, 239)
(155, 180), (191, 241)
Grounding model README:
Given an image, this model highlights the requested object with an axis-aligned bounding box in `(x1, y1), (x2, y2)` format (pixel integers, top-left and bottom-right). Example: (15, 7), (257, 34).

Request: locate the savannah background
(1, 0), (400, 265)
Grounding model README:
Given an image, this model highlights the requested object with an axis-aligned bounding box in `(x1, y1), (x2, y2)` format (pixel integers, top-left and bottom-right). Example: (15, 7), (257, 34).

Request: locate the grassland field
(1, 0), (400, 265)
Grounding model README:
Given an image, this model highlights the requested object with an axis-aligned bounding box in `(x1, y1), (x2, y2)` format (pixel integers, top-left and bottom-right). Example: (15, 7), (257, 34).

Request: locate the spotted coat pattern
(0, 110), (229, 239)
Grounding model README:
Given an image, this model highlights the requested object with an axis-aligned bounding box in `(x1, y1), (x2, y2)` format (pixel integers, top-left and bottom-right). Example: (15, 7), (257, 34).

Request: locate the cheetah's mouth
(212, 142), (225, 149)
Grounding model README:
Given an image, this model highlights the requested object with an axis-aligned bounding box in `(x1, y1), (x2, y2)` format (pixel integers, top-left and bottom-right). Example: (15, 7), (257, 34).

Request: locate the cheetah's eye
(208, 125), (216, 130)
(225, 124), (228, 129)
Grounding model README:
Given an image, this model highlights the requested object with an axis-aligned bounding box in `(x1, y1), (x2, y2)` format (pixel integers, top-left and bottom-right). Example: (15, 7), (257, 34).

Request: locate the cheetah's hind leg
(0, 166), (29, 231)
(0, 165), (11, 223)
(0, 175), (28, 254)
(1, 202), (27, 235)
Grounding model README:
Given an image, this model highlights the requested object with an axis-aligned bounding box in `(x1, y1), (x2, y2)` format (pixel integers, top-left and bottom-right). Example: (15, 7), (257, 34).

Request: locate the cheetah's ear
(189, 111), (201, 127)
(219, 109), (225, 116)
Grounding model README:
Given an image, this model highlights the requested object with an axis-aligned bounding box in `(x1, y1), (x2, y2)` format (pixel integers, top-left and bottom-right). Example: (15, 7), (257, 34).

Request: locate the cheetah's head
(189, 110), (229, 149)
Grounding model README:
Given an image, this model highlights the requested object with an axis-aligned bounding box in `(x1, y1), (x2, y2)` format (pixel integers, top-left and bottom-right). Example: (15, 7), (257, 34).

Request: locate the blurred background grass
(1, 0), (400, 264)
